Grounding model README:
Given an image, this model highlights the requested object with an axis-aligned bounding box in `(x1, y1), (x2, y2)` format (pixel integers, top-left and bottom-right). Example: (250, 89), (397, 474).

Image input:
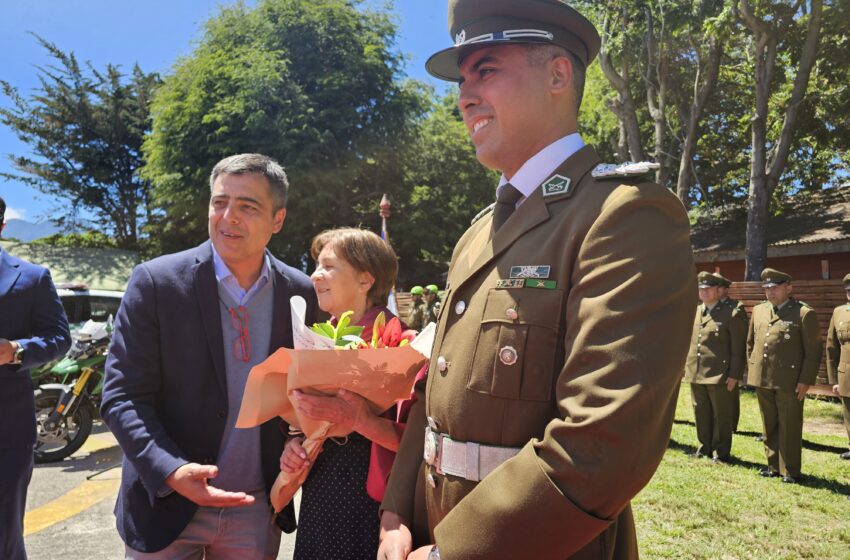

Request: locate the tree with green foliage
(142, 0), (427, 265)
(389, 92), (497, 284)
(737, 0), (823, 279)
(0, 37), (159, 250)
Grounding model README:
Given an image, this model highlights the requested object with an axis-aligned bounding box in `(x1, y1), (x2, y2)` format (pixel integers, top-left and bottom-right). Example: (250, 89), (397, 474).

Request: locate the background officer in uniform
(746, 268), (822, 483)
(826, 273), (850, 460)
(0, 195), (71, 560)
(378, 1), (695, 559)
(424, 284), (441, 323)
(407, 285), (427, 330)
(713, 272), (746, 433)
(684, 272), (746, 462)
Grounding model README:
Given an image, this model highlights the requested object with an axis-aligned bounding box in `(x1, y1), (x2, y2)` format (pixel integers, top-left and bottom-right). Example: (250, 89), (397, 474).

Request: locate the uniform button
(499, 346), (518, 366)
(437, 356), (448, 372)
(455, 300), (466, 315)
(505, 308), (518, 320)
(426, 473), (437, 488)
(764, 343), (768, 347)
(697, 353), (701, 358)
(763, 354), (767, 358)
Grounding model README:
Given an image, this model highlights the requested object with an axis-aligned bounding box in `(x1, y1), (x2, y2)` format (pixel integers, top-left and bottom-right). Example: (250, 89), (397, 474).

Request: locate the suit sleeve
(799, 308), (823, 386)
(727, 307), (748, 380)
(17, 268), (71, 370)
(434, 184), (696, 559)
(826, 313), (839, 384)
(101, 264), (189, 501)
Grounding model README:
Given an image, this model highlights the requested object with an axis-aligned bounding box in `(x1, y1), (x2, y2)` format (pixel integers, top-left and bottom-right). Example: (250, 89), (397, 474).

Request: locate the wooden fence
(727, 280), (847, 392)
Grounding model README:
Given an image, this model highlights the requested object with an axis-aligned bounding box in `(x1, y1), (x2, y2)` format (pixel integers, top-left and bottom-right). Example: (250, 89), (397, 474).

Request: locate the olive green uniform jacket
(382, 146), (695, 559)
(683, 300), (747, 384)
(826, 303), (850, 397)
(746, 299), (822, 390)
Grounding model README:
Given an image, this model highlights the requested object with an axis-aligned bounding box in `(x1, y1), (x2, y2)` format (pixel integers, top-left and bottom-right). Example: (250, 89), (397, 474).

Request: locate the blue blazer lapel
(0, 251), (22, 297)
(192, 242), (228, 397)
(269, 255), (294, 352)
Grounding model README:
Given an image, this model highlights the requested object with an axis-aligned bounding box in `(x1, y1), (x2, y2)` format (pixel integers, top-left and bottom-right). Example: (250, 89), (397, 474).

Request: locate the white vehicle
(55, 284), (124, 326)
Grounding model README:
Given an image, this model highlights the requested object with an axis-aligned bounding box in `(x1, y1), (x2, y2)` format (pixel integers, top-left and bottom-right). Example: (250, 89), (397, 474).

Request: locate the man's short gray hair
(526, 44), (586, 112)
(209, 153), (289, 211)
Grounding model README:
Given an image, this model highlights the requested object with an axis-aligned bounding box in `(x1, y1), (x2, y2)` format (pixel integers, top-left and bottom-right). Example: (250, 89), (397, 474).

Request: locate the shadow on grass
(673, 419), (848, 454)
(667, 437), (850, 498)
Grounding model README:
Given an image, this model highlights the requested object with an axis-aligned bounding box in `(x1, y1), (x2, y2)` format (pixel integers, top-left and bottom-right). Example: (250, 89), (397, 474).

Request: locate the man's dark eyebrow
(459, 53), (500, 84)
(211, 194), (264, 206)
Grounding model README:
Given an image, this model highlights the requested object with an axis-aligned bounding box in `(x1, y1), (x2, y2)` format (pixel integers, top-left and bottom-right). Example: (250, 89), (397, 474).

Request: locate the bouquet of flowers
(235, 296), (433, 511)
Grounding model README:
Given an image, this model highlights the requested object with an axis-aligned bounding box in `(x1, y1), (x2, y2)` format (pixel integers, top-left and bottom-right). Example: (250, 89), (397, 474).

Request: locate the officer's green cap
(426, 0), (601, 82)
(425, 284), (440, 293)
(712, 272), (732, 288)
(843, 273), (850, 289)
(761, 268), (791, 288)
(697, 271), (722, 288)
(411, 286), (424, 296)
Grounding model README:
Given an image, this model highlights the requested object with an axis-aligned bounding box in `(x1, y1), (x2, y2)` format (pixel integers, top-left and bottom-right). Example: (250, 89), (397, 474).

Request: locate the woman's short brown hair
(310, 228), (398, 308)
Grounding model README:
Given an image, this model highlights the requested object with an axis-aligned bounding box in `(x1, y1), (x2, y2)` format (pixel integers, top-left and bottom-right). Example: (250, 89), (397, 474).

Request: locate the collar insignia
(542, 174), (573, 197)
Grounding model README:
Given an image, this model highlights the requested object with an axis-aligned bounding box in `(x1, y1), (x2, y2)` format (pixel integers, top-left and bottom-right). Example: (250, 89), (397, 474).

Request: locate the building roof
(0, 241), (139, 291)
(691, 187), (850, 259)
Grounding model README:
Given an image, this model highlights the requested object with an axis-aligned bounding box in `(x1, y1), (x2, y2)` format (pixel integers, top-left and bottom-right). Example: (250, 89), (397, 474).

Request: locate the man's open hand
(165, 463), (254, 507)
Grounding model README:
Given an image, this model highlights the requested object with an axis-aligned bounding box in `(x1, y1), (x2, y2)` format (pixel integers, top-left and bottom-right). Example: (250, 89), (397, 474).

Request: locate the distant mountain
(2, 219), (61, 242)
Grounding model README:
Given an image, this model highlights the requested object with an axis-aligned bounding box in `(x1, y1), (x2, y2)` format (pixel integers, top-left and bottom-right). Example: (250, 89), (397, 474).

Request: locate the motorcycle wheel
(33, 388), (94, 463)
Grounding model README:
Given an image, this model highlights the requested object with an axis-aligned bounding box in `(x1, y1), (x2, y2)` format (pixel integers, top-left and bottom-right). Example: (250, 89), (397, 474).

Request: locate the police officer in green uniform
(424, 284), (441, 324)
(408, 286), (428, 331)
(747, 268), (822, 482)
(378, 1), (695, 558)
(826, 273), (850, 460)
(684, 272), (746, 462)
(713, 272), (747, 433)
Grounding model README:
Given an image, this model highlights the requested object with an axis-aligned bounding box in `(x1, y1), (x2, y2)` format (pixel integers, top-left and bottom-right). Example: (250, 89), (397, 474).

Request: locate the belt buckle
(424, 426), (439, 467)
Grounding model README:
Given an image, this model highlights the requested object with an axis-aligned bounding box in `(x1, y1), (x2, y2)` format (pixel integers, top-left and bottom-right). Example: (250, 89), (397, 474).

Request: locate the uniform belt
(423, 427), (520, 482)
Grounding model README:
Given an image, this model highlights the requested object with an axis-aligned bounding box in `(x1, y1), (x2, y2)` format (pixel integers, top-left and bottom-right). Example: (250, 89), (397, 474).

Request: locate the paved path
(24, 423), (297, 559)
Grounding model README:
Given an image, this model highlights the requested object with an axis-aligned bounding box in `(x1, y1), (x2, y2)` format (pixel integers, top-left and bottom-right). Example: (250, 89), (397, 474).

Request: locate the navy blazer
(101, 241), (318, 553)
(0, 248), (71, 449)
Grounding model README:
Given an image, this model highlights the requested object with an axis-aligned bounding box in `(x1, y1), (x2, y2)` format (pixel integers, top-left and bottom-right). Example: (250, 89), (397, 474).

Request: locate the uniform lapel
(0, 251), (22, 297)
(448, 145), (600, 292)
(192, 242), (228, 397)
(701, 305), (712, 326)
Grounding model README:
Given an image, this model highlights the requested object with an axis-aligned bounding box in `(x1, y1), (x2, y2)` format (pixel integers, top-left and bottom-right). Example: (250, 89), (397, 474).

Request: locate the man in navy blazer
(102, 154), (319, 558)
(0, 195), (71, 560)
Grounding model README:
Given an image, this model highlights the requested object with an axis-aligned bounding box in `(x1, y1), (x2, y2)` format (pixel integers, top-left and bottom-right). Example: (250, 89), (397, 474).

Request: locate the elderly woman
(282, 227), (406, 560)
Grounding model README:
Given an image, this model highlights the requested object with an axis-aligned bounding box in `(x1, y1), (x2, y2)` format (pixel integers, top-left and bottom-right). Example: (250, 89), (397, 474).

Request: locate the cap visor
(426, 46), (464, 82)
(762, 282), (779, 288)
(698, 283), (713, 288)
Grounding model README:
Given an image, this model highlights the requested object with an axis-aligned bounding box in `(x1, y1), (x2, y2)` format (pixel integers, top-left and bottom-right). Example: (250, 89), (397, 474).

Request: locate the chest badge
(510, 265), (551, 279)
(496, 278), (525, 289)
(542, 174), (573, 198)
(499, 345), (519, 366)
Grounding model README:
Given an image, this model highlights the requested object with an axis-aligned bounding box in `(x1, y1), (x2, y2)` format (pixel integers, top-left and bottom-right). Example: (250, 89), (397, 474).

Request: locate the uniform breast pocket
(468, 288), (563, 402)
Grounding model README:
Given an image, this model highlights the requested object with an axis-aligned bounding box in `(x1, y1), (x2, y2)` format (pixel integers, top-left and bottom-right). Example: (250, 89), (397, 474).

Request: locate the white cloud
(3, 207), (26, 220)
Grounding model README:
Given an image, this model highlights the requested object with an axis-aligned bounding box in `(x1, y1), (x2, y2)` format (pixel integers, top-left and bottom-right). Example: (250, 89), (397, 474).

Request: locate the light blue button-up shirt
(211, 245), (272, 307)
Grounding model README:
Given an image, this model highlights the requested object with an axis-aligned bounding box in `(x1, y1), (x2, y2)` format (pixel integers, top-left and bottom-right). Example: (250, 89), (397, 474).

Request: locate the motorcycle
(33, 318), (111, 463)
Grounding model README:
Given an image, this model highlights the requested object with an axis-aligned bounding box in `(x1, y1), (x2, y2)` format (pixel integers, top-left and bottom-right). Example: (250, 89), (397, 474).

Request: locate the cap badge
(455, 28), (466, 46)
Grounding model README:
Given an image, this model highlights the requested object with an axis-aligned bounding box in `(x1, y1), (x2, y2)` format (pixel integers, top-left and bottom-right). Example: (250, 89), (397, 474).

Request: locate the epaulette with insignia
(591, 161), (660, 179)
(471, 202), (495, 225)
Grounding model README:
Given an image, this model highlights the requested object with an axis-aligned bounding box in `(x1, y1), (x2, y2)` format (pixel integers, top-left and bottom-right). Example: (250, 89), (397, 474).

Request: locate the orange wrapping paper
(235, 343), (428, 511)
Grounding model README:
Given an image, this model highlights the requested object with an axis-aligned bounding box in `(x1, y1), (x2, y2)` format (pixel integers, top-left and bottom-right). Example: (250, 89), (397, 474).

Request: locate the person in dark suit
(0, 195), (71, 560)
(101, 154), (319, 559)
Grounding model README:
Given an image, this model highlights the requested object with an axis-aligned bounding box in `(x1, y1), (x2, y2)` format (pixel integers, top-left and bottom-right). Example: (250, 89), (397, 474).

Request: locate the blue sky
(0, 0), (449, 223)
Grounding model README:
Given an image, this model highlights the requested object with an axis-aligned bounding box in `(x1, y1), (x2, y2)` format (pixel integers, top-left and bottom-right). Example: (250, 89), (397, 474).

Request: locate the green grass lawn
(634, 387), (850, 559)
